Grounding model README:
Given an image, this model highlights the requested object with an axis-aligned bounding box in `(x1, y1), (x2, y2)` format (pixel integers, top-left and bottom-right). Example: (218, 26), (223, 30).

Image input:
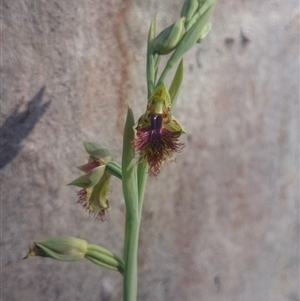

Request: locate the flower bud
(197, 22), (212, 43)
(24, 237), (124, 274)
(181, 0), (199, 24)
(24, 236), (88, 261)
(184, 0), (216, 31)
(153, 17), (186, 55)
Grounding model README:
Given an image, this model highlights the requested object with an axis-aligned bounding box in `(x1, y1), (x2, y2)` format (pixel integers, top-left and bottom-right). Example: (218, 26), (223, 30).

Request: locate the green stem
(123, 214), (141, 301)
(122, 105), (140, 301)
(123, 163), (148, 301)
(137, 162), (148, 217)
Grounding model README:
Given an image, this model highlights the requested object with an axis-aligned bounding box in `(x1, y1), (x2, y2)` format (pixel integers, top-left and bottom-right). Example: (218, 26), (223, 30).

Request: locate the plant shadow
(0, 86), (51, 169)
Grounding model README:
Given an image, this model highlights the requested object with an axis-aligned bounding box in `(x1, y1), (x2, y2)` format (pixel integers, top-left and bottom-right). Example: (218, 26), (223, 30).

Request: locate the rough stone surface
(1, 0), (299, 301)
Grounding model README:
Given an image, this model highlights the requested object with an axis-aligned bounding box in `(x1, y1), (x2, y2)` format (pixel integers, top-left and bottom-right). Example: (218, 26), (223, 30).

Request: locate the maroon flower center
(149, 114), (163, 148)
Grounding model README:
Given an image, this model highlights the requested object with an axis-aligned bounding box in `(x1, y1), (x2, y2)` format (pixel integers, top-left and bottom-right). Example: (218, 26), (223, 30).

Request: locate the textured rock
(1, 0), (299, 301)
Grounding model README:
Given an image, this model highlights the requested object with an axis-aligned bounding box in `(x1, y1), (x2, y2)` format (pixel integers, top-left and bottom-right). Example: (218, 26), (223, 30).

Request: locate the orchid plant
(24, 1), (216, 300)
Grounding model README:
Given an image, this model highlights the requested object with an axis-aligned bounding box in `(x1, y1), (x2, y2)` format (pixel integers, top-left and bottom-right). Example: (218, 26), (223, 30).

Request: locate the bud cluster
(153, 0), (214, 56)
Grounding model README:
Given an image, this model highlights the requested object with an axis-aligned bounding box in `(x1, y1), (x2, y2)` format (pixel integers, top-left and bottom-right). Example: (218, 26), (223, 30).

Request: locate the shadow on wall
(0, 86), (51, 169)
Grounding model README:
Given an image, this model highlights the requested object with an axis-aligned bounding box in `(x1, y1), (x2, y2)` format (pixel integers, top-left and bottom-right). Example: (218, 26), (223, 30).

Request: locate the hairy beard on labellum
(134, 114), (184, 176)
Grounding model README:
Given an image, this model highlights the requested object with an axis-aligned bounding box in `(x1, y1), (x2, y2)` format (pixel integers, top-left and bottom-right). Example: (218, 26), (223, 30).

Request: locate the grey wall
(1, 0), (299, 300)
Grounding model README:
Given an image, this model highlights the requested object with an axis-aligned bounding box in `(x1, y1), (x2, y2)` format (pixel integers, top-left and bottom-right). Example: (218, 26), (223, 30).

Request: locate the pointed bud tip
(153, 17), (186, 55)
(23, 243), (40, 259)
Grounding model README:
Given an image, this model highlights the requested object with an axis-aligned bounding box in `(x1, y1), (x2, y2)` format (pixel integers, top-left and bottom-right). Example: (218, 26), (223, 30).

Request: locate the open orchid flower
(68, 142), (112, 220)
(134, 84), (185, 176)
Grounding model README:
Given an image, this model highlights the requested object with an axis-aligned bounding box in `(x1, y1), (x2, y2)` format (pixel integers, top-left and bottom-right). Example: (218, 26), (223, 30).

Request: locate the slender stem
(123, 163), (148, 301)
(123, 215), (130, 260)
(123, 214), (140, 301)
(122, 106), (140, 301)
(156, 59), (175, 88)
(137, 162), (148, 217)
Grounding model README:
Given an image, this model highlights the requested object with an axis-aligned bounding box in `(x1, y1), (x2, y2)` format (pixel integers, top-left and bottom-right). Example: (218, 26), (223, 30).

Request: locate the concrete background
(1, 0), (299, 300)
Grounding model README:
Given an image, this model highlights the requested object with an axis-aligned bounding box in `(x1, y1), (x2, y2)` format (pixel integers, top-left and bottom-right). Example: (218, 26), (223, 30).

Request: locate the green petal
(135, 111), (151, 128)
(164, 116), (184, 133)
(68, 165), (106, 188)
(89, 172), (111, 210)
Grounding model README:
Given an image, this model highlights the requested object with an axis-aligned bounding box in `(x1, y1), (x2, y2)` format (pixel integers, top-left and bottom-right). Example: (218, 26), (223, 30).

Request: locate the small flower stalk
(134, 84), (185, 176)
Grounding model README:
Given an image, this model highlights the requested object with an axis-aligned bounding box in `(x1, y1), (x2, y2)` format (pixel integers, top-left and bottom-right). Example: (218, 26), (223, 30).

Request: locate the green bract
(169, 59), (184, 110)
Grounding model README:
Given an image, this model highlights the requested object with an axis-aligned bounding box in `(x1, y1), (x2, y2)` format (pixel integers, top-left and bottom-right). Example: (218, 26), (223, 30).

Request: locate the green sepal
(148, 83), (171, 110)
(68, 165), (106, 188)
(83, 141), (111, 161)
(169, 58), (184, 110)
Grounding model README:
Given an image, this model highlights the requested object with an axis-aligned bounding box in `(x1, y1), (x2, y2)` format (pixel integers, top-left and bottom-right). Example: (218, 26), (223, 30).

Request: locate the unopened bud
(181, 0), (199, 24)
(153, 17), (186, 55)
(197, 23), (212, 43)
(24, 237), (124, 274)
(24, 236), (88, 261)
